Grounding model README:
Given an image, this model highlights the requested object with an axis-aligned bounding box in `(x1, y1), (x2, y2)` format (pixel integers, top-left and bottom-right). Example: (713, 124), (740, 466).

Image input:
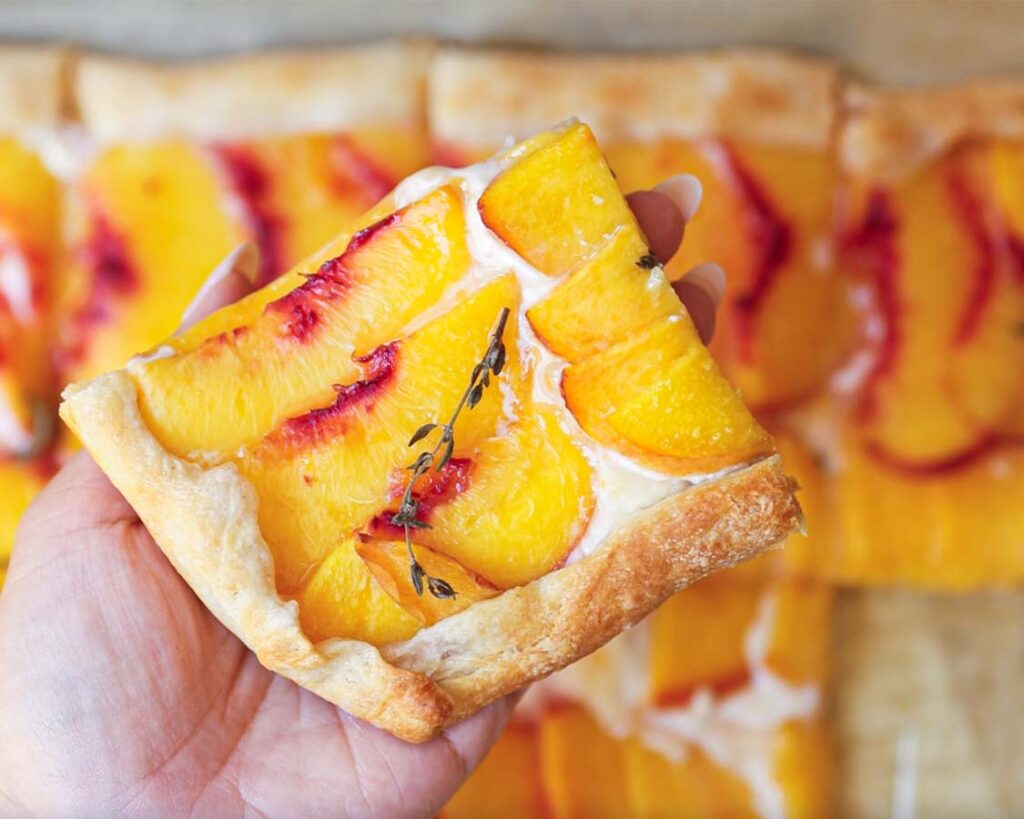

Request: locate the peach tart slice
(61, 121), (800, 741)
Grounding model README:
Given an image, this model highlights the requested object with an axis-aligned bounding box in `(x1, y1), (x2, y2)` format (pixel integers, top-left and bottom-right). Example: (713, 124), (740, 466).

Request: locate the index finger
(625, 174), (703, 264)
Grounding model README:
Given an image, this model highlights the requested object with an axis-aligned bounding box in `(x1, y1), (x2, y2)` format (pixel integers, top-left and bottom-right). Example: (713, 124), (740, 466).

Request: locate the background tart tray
(1, 0), (1023, 814)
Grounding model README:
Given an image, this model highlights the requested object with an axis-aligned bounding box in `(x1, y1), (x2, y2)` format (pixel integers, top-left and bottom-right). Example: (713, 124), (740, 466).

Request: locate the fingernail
(683, 262), (726, 306)
(179, 243), (259, 328)
(653, 174), (703, 222)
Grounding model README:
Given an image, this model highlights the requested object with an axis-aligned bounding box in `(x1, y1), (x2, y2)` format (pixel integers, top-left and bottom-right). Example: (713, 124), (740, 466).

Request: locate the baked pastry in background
(834, 81), (1024, 587)
(445, 575), (832, 818)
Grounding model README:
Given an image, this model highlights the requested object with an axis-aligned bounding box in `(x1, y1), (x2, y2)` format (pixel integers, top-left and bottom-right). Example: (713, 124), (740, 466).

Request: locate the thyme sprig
(391, 306), (511, 599)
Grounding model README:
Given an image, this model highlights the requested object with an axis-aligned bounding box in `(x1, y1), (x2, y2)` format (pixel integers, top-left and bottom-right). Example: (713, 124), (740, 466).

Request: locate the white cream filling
(519, 586), (820, 819)
(0, 233), (40, 455)
(128, 344), (177, 368)
(389, 122), (747, 564)
(0, 383), (34, 455)
(0, 233), (36, 324)
(830, 281), (886, 398)
(20, 125), (98, 184)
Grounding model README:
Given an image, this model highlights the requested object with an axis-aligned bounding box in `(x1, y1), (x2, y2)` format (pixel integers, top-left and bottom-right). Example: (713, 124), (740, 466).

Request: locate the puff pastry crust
(60, 370), (801, 742)
(0, 46), (68, 133)
(841, 80), (1024, 182)
(430, 48), (838, 151)
(75, 40), (432, 142)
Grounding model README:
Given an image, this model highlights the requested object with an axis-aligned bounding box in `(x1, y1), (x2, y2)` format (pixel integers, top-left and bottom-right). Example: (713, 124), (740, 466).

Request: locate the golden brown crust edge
(385, 452), (801, 722)
(0, 45), (69, 132)
(60, 371), (800, 742)
(60, 371), (453, 743)
(841, 79), (1024, 183)
(75, 40), (432, 143)
(430, 47), (839, 151)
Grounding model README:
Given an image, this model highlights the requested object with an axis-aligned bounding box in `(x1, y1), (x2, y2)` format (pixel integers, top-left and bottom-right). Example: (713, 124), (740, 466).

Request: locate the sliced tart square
(58, 43), (431, 389)
(0, 46), (67, 576)
(833, 81), (1024, 587)
(501, 565), (831, 816)
(444, 705), (831, 818)
(61, 120), (801, 741)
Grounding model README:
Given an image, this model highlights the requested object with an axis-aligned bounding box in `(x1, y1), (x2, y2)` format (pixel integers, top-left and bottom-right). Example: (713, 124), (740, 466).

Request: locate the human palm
(0, 453), (512, 816)
(0, 179), (713, 817)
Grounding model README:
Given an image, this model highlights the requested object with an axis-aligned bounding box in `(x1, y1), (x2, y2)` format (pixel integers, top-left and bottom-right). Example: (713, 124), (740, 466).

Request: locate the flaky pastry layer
(0, 46), (68, 133)
(841, 80), (1024, 182)
(75, 40), (432, 142)
(60, 370), (800, 742)
(430, 48), (838, 151)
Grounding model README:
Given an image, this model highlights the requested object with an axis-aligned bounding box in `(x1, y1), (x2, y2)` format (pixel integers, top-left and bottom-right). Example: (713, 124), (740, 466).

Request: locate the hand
(627, 173), (723, 344)
(0, 176), (721, 817)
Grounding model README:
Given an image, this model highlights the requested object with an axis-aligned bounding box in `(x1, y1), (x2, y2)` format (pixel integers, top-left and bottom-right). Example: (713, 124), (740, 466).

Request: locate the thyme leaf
(408, 423), (438, 446)
(636, 252), (659, 270)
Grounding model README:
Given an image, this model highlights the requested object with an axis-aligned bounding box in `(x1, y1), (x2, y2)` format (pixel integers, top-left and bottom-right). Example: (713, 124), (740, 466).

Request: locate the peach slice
(132, 185), (470, 458)
(604, 138), (852, 411)
(58, 143), (246, 385)
(58, 123), (428, 392)
(844, 151), (1020, 472)
(0, 136), (60, 561)
(833, 424), (953, 585)
(405, 407), (593, 589)
(706, 143), (852, 411)
(241, 276), (516, 592)
(989, 141), (1024, 239)
(763, 583), (833, 686)
(295, 535), (420, 645)
(650, 576), (831, 704)
(773, 719), (834, 819)
(649, 578), (761, 706)
(563, 315), (772, 473)
(479, 122), (638, 277)
(982, 140), (1024, 437)
(208, 128), (426, 284)
(526, 225), (681, 362)
(833, 429), (1024, 587)
(942, 153), (1024, 438)
(625, 736), (757, 818)
(945, 445), (1024, 583)
(0, 137), (60, 385)
(355, 538), (499, 625)
(539, 705), (630, 817)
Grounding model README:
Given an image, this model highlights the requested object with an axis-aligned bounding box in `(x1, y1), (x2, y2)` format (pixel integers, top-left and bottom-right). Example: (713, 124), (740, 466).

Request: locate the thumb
(178, 242), (260, 332)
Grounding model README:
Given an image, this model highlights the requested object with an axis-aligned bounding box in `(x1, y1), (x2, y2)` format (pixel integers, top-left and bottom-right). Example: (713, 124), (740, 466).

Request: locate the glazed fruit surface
(123, 123), (772, 643)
